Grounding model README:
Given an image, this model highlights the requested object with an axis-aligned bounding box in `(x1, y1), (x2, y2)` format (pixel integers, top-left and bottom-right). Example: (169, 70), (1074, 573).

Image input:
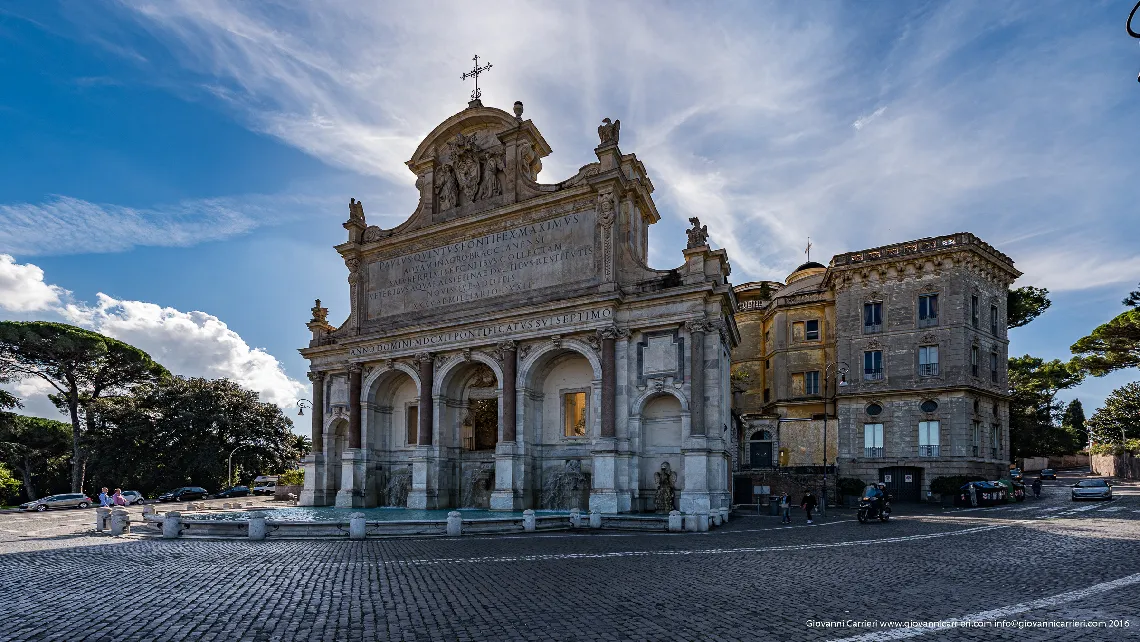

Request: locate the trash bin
(769, 495), (781, 516)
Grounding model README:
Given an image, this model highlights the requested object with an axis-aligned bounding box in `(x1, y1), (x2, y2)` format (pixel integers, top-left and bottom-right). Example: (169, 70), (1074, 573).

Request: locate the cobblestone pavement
(1, 473), (1138, 641)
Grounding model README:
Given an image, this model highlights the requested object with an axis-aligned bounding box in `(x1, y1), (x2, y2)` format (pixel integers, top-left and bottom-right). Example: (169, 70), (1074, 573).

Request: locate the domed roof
(795, 261), (826, 272)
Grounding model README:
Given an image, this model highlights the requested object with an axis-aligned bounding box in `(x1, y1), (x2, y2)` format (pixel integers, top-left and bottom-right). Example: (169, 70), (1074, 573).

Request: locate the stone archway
(361, 367), (420, 507)
(435, 357), (502, 508)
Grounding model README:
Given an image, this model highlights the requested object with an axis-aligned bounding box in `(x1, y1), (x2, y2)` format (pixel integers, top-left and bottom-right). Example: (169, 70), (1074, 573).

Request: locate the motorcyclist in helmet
(865, 483), (884, 516)
(876, 482), (892, 515)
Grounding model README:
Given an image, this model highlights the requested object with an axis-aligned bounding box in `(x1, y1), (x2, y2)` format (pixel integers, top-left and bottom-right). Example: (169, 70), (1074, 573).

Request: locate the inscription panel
(366, 211), (597, 320)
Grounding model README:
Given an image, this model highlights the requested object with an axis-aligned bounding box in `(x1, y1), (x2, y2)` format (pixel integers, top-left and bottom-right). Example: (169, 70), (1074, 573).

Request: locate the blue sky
(1, 1), (1137, 429)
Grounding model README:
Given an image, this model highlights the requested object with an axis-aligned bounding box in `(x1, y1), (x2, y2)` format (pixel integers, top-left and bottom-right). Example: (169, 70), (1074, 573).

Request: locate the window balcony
(864, 447), (884, 458)
(972, 445), (979, 457)
(863, 323), (882, 334)
(918, 445), (940, 457)
(863, 371), (884, 381)
(990, 371), (998, 383)
(991, 447), (997, 459)
(918, 363), (940, 377)
(917, 316), (938, 328)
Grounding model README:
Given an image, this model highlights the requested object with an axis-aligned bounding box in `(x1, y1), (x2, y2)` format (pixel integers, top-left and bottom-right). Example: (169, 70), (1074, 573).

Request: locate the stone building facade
(732, 234), (1020, 501)
(299, 99), (738, 515)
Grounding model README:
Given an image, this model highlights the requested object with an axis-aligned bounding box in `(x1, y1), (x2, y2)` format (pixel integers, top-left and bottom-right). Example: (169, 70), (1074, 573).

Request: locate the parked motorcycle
(857, 489), (892, 523)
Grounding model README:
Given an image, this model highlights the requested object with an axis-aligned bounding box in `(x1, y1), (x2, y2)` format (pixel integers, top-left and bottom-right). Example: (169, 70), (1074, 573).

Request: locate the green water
(181, 507), (570, 522)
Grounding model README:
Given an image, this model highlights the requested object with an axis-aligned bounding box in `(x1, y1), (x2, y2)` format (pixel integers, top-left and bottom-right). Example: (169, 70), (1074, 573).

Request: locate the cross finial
(461, 54), (492, 102)
(806, 237), (812, 262)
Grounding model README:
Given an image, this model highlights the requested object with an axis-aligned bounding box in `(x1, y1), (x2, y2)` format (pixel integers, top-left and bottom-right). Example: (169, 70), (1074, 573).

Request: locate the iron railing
(918, 363), (940, 377)
(919, 445), (940, 457)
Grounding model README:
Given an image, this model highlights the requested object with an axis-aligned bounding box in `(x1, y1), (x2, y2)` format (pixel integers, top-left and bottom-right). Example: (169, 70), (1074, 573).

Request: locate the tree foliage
(1070, 309), (1140, 376)
(1008, 356), (1085, 457)
(0, 413), (73, 501)
(1007, 286), (1051, 329)
(1086, 382), (1140, 445)
(0, 321), (169, 492)
(87, 377), (301, 496)
(0, 464), (21, 506)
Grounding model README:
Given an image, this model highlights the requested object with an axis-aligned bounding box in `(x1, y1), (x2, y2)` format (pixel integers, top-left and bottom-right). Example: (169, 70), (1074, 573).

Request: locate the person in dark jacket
(1031, 477), (1043, 499)
(801, 491), (818, 524)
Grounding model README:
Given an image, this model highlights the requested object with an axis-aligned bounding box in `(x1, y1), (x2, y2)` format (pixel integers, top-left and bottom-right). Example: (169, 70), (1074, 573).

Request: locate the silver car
(20, 493), (94, 511)
(121, 491), (144, 505)
(1071, 479), (1113, 501)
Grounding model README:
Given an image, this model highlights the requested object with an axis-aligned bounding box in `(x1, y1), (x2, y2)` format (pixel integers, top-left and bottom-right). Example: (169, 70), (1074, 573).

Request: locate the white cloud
(0, 254), (68, 312)
(0, 260), (307, 415)
(60, 293), (307, 407)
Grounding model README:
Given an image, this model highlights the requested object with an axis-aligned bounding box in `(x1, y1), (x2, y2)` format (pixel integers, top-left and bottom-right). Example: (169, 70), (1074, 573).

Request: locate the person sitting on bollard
(99, 487), (112, 507)
(112, 489), (128, 507)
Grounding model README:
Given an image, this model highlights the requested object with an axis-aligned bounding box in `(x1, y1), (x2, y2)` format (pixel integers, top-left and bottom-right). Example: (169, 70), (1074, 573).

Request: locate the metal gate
(879, 467), (923, 502)
(749, 442), (773, 468)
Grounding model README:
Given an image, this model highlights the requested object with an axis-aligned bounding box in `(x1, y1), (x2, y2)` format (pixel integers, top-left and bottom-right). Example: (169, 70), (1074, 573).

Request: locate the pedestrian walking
(801, 491), (818, 524)
(1031, 477), (1042, 499)
(112, 489), (127, 507)
(779, 492), (791, 524)
(98, 487), (112, 507)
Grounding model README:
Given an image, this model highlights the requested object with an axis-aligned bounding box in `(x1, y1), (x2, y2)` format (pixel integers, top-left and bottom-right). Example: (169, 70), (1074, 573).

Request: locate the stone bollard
(711, 511), (723, 527)
(523, 509), (536, 532)
(185, 503), (196, 512)
(222, 502), (231, 510)
(142, 505), (155, 517)
(349, 513), (366, 540)
(668, 510), (683, 532)
(684, 512), (699, 532)
(569, 508), (582, 528)
(446, 511), (462, 537)
(589, 509), (602, 529)
(162, 512), (183, 539)
(110, 509), (131, 536)
(95, 507), (111, 532)
(720, 507), (730, 523)
(245, 502), (254, 508)
(247, 513), (267, 540)
(697, 511), (710, 532)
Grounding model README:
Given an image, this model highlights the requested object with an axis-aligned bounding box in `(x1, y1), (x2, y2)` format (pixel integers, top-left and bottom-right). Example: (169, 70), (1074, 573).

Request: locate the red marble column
(348, 365), (362, 449)
(601, 331), (616, 439)
(417, 353), (434, 446)
(500, 342), (517, 443)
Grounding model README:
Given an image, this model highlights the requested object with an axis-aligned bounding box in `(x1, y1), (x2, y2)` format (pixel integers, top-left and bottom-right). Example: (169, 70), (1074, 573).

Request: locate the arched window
(750, 430), (773, 442)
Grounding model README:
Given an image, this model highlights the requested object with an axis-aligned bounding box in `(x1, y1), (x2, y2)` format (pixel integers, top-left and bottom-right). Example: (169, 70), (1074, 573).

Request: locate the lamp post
(296, 399), (313, 416)
(822, 361), (849, 515)
(1130, 1), (1140, 82)
(228, 444), (251, 489)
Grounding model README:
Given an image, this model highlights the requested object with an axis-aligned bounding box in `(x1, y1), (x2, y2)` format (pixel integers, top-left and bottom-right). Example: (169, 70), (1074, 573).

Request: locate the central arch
(435, 353), (504, 508)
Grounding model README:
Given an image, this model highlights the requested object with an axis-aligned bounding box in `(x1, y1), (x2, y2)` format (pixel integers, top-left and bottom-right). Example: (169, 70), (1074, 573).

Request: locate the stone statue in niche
(436, 165), (459, 211)
(476, 152), (504, 200)
(518, 140), (537, 180)
(348, 198), (366, 224)
(685, 217), (709, 249)
(598, 118), (620, 146)
(654, 462), (677, 513)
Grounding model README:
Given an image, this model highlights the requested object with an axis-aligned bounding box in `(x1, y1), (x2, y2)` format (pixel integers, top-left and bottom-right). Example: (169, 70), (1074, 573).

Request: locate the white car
(252, 481), (277, 496)
(121, 490), (144, 505)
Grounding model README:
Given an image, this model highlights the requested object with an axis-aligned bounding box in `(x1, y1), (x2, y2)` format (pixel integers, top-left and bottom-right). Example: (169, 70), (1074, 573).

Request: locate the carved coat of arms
(452, 134), (482, 203)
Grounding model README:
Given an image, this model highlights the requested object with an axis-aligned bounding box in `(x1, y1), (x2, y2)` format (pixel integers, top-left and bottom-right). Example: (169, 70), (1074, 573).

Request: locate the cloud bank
(0, 255), (305, 413)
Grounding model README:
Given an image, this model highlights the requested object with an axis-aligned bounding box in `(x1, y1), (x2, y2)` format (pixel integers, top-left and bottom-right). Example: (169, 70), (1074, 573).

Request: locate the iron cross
(805, 237), (812, 262)
(461, 54), (492, 101)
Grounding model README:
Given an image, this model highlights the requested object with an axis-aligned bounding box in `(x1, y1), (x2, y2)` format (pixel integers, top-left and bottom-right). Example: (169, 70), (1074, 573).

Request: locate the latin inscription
(348, 308), (613, 356)
(366, 211), (597, 319)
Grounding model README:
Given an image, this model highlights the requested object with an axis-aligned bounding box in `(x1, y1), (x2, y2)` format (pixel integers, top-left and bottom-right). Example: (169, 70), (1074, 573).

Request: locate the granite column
(348, 364), (362, 449)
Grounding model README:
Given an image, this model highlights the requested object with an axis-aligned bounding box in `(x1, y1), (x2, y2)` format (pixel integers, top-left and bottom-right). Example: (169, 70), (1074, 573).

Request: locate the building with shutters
(731, 233), (1020, 502)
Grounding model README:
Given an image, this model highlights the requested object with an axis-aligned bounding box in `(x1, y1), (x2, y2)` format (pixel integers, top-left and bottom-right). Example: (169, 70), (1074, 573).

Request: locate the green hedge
(277, 468), (304, 486)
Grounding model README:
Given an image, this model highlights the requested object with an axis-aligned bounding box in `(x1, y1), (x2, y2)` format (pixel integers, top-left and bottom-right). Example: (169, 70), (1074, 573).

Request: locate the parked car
(157, 487), (209, 502)
(1008, 468), (1023, 482)
(214, 486), (250, 499)
(1040, 469), (1057, 480)
(1071, 479), (1112, 501)
(120, 490), (144, 505)
(20, 493), (93, 511)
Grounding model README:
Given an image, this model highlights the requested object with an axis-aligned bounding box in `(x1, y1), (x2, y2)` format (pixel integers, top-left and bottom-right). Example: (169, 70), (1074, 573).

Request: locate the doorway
(748, 430), (773, 468)
(879, 467), (923, 502)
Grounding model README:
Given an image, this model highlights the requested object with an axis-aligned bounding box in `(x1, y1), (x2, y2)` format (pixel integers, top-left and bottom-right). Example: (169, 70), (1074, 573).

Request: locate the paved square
(1, 475), (1138, 641)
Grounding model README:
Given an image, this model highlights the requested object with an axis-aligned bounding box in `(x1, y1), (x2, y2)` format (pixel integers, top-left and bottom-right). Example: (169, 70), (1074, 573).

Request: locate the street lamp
(296, 399), (313, 416)
(228, 444), (251, 489)
(1130, 1), (1140, 82)
(821, 361), (849, 516)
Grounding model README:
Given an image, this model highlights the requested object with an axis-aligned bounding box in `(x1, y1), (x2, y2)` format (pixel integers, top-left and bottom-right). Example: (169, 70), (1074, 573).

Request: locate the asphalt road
(0, 470), (1137, 641)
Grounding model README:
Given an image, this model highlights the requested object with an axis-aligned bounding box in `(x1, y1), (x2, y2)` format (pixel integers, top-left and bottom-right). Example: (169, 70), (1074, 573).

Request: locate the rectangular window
(919, 421), (940, 457)
(863, 302), (883, 334)
(563, 391), (587, 437)
(763, 388), (771, 403)
(990, 304), (999, 335)
(971, 346), (979, 377)
(791, 322), (804, 342)
(990, 351), (999, 383)
(972, 421), (980, 457)
(864, 423), (884, 458)
(991, 423), (1000, 458)
(805, 371), (820, 396)
(863, 350), (883, 380)
(406, 405), (419, 445)
(971, 295), (979, 328)
(918, 294), (939, 327)
(805, 319), (820, 341)
(918, 345), (940, 377)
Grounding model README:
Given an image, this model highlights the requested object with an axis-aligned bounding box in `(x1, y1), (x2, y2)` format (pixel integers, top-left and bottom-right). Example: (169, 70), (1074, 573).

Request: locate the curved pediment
(407, 105), (543, 171)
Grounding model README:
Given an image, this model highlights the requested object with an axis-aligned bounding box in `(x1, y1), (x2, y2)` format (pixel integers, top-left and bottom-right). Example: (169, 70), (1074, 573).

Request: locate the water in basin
(180, 507), (569, 522)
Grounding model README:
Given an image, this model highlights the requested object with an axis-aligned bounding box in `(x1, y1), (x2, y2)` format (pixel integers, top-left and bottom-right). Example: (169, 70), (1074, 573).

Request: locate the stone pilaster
(501, 341), (517, 443)
(686, 320), (706, 436)
(348, 364), (362, 449)
(492, 341), (522, 510)
(417, 352), (434, 446)
(308, 371), (325, 454)
(591, 326), (621, 513)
